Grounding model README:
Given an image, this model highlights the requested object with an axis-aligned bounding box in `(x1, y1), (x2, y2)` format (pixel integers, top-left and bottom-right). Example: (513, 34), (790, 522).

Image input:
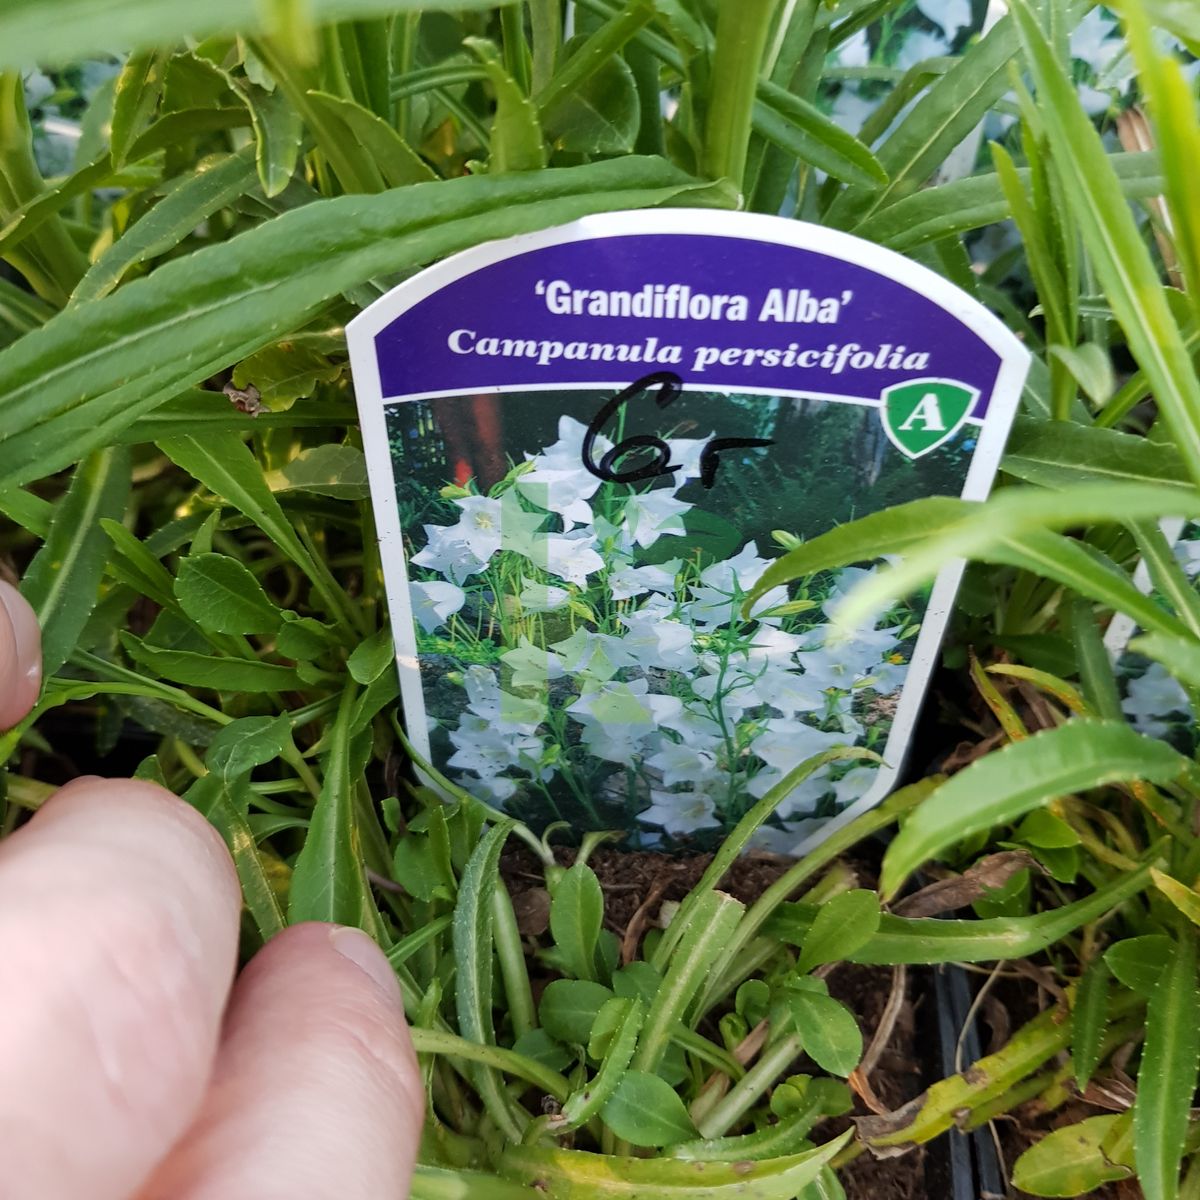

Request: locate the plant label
(348, 211), (1029, 854)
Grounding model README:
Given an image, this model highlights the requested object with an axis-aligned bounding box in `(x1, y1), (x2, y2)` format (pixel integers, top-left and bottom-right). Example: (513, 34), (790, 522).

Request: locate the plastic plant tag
(348, 211), (1029, 854)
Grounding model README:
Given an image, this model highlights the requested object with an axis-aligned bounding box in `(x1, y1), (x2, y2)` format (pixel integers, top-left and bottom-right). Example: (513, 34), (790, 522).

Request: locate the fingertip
(0, 581), (41, 730)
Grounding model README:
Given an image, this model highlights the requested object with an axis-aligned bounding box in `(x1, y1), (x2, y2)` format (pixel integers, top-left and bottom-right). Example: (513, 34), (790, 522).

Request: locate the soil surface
(502, 843), (1141, 1199)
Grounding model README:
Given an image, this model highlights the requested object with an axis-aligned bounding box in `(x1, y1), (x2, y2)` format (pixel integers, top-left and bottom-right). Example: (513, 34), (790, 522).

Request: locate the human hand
(0, 580), (423, 1200)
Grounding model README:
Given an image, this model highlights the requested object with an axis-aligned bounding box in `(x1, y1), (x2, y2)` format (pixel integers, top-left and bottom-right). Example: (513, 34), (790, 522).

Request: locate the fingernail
(0, 581), (42, 689)
(329, 926), (403, 1002)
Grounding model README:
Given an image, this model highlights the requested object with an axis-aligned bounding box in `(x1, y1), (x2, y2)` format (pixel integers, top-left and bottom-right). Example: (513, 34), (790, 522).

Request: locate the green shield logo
(880, 378), (978, 459)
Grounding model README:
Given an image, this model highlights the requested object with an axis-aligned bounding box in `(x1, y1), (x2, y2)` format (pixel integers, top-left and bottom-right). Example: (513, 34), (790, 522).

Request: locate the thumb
(0, 581), (42, 730)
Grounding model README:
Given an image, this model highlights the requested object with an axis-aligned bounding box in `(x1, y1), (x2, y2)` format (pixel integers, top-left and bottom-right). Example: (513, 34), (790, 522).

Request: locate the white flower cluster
(406, 417), (912, 848)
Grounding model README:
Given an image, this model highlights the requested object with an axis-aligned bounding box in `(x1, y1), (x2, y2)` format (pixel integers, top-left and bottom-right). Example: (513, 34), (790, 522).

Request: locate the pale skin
(0, 580), (423, 1200)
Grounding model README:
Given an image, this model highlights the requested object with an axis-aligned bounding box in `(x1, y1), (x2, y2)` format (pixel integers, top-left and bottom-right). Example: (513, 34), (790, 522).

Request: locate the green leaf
(1048, 344), (1115, 408)
(1012, 1114), (1134, 1197)
(542, 52), (639, 154)
(498, 1132), (853, 1199)
(633, 890), (745, 1075)
(761, 484), (1200, 632)
(73, 148), (261, 305)
(120, 633), (304, 692)
(601, 1071), (697, 1147)
(175, 553), (282, 635)
(240, 82), (304, 198)
(1010, 0), (1200, 490)
(111, 51), (165, 165)
(880, 721), (1194, 898)
(852, 151), (1164, 254)
(0, 0), (514, 69)
(1105, 936), (1170, 998)
(99, 518), (176, 607)
(347, 627), (394, 685)
(186, 773), (286, 941)
(0, 158), (731, 489)
(288, 688), (377, 931)
(305, 91), (435, 190)
(20, 446), (130, 675)
(1123, 3), (1200, 325)
(557, 998), (642, 1130)
(266, 444), (369, 499)
(1003, 416), (1191, 492)
(796, 889), (880, 974)
(205, 714), (293, 783)
(1151, 869), (1200, 929)
(787, 982), (863, 1078)
(539, 978), (615, 1046)
(753, 80), (887, 189)
(550, 861), (605, 983)
(231, 343), (343, 411)
(1135, 928), (1200, 1200)
(1071, 958), (1110, 1092)
(452, 819), (524, 1138)
(467, 38), (547, 173)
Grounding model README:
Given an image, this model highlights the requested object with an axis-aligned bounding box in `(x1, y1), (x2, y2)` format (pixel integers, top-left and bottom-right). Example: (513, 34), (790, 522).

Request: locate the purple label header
(373, 231), (1003, 418)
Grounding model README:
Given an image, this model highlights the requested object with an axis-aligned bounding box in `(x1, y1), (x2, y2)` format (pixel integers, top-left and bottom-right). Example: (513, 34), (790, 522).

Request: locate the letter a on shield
(880, 377), (978, 459)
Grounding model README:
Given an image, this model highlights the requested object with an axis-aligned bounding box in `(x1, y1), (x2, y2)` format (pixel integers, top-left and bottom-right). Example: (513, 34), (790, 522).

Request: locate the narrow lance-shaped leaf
(1072, 958), (1111, 1092)
(497, 1132), (853, 1200)
(0, 0), (515, 70)
(175, 553), (283, 636)
(288, 686), (379, 933)
(466, 38), (547, 173)
(1009, 0), (1200, 490)
(1135, 925), (1200, 1200)
(20, 446), (129, 675)
(881, 722), (1194, 898)
(0, 158), (731, 489)
(72, 147), (261, 304)
(452, 820), (525, 1141)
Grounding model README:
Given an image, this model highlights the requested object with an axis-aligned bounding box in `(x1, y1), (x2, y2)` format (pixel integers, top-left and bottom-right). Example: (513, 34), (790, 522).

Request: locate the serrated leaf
(881, 721), (1194, 898)
(306, 90), (435, 190)
(1071, 958), (1110, 1091)
(276, 612), (337, 660)
(21, 446), (130, 675)
(797, 890), (880, 974)
(602, 1071), (697, 1147)
(499, 1131), (853, 1199)
(111, 50), (165, 165)
(0, 159), (730, 489)
(175, 552), (282, 635)
(240, 81), (303, 197)
(1134, 929), (1200, 1200)
(231, 342), (342, 412)
(467, 38), (547, 172)
(73, 147), (261, 304)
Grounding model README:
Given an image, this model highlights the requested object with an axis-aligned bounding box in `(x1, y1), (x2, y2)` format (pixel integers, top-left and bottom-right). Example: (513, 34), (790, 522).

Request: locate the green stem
(409, 1029), (569, 1101)
(491, 880), (537, 1040)
(704, 0), (779, 187)
(500, 5), (531, 95)
(695, 1034), (800, 1139)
